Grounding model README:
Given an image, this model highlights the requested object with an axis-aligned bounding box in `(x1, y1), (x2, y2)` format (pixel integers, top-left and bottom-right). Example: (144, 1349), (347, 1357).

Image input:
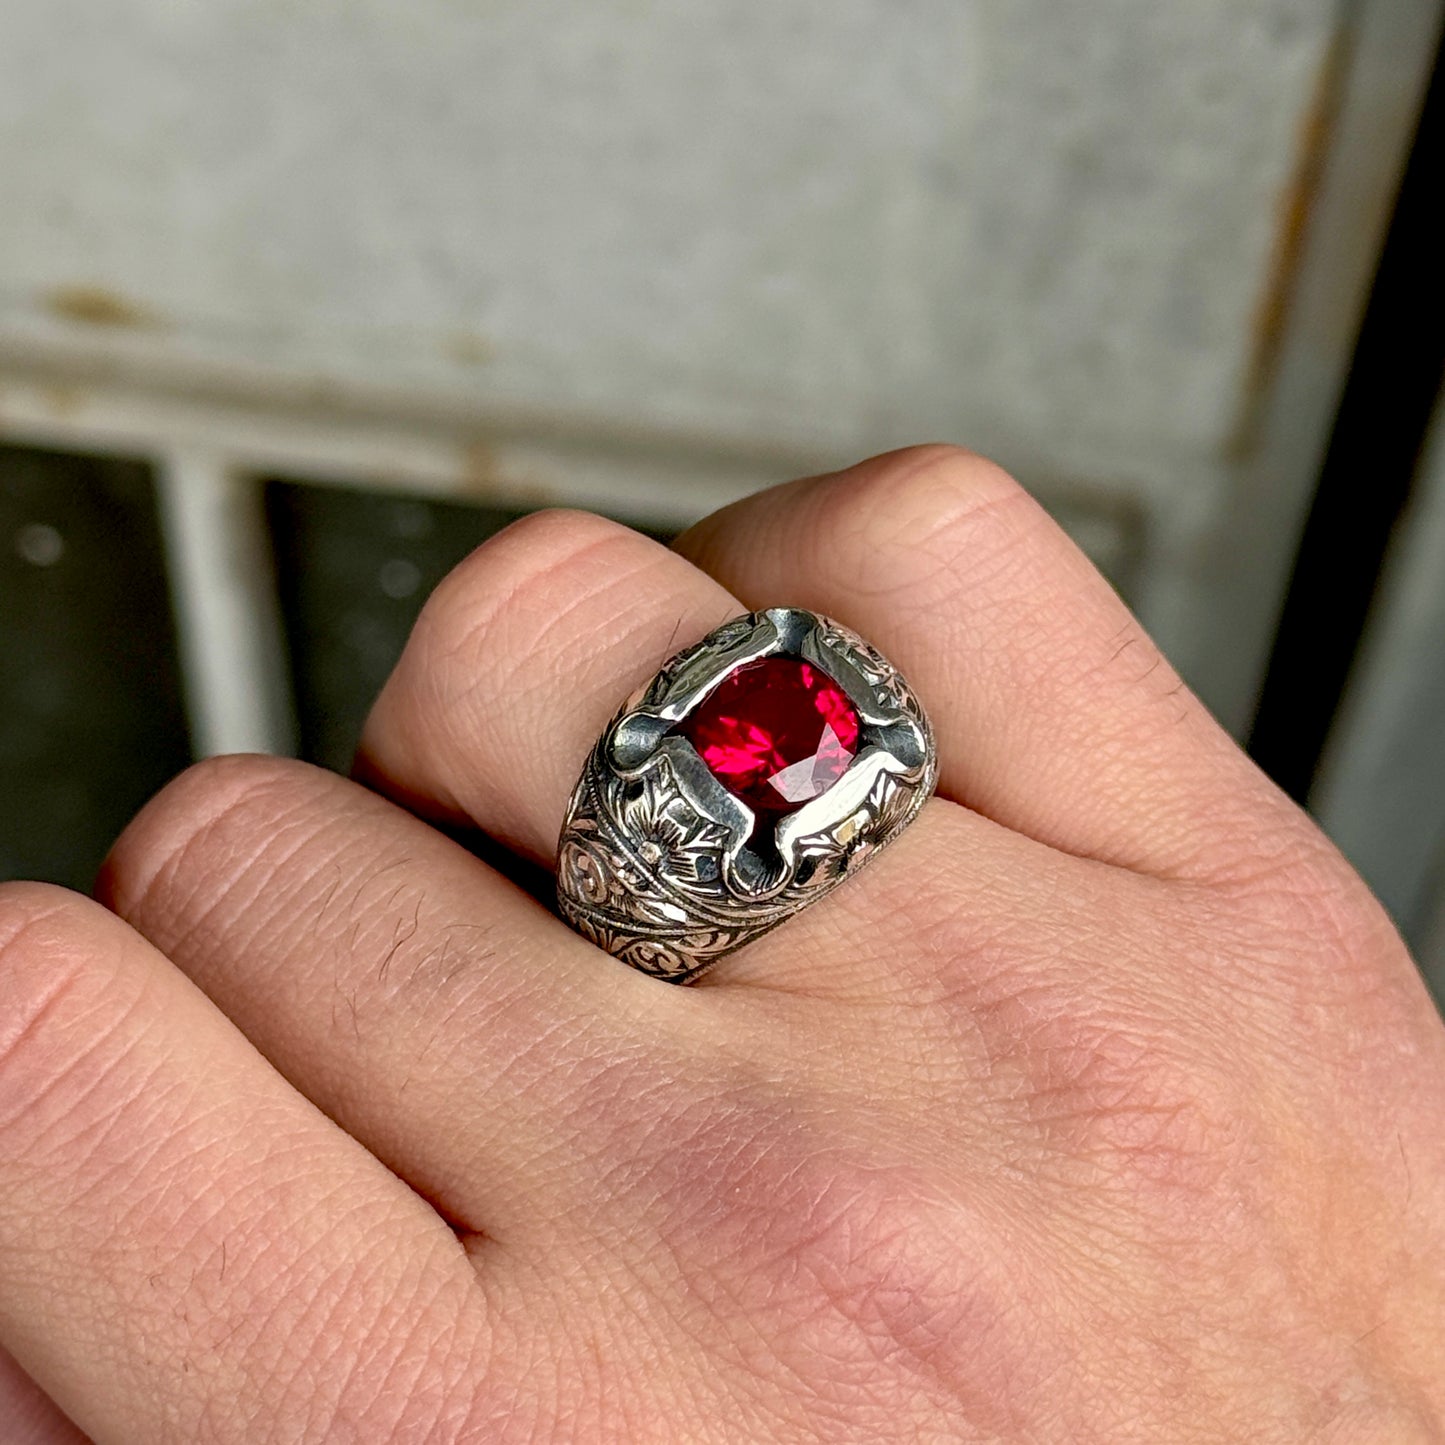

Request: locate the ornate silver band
(555, 608), (938, 983)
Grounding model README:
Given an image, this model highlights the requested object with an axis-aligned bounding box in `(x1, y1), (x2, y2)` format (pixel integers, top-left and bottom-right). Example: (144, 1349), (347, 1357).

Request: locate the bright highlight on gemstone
(678, 656), (860, 818)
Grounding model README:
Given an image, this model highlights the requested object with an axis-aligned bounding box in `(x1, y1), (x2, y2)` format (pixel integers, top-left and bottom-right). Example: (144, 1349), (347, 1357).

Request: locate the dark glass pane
(0, 443), (192, 891)
(265, 481), (532, 773)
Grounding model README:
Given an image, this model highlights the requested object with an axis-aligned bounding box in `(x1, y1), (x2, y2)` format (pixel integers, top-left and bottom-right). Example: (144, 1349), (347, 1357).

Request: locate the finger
(355, 508), (742, 867)
(99, 753), (683, 1238)
(0, 883), (486, 1445)
(687, 791), (1205, 1044)
(674, 445), (1306, 881)
(0, 1343), (89, 1445)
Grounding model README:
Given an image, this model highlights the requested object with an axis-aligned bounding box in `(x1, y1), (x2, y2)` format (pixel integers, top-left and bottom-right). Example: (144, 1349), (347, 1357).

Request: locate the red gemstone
(679, 656), (860, 818)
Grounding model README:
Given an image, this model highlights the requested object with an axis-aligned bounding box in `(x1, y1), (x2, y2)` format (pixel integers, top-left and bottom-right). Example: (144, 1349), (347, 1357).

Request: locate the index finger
(0, 883), (487, 1443)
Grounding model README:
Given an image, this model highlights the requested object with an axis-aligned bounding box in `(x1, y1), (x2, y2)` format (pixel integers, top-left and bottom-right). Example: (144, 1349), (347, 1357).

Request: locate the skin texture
(0, 445), (1442, 1443)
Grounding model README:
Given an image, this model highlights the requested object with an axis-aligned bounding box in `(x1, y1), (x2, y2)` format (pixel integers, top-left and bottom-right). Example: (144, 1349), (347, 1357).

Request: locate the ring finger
(353, 508), (1018, 1002)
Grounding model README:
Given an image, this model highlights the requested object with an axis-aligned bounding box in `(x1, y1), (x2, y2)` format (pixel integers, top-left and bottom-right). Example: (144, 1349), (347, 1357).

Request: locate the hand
(2, 446), (1442, 1443)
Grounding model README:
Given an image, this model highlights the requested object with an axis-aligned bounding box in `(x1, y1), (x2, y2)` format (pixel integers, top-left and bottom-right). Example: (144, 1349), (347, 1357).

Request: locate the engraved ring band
(556, 608), (939, 983)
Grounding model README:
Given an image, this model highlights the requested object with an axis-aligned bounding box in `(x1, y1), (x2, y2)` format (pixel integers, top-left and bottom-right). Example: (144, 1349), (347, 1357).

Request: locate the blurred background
(1, 1), (1442, 1002)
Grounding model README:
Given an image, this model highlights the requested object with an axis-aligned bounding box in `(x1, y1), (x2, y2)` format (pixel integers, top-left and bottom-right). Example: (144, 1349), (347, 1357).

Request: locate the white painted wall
(0, 0), (1439, 737)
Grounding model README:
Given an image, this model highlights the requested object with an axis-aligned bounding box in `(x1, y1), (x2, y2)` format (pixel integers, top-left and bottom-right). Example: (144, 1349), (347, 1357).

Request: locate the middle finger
(100, 755), (685, 1240)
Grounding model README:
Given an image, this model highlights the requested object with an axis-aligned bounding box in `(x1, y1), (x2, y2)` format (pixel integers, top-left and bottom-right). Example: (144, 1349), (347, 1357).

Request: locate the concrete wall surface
(0, 0), (1439, 735)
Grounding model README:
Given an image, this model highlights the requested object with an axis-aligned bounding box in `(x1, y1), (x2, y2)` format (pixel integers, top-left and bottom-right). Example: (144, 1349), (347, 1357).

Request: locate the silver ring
(556, 608), (938, 982)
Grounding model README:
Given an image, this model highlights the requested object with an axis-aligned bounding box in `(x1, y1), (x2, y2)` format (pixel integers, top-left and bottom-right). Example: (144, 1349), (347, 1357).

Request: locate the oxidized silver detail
(556, 608), (938, 982)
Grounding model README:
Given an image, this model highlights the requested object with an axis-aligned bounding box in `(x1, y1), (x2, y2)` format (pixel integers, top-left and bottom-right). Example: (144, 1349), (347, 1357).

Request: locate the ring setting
(556, 608), (937, 982)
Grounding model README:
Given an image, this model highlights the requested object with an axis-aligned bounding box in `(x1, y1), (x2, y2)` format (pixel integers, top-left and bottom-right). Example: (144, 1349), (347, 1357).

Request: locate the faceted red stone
(679, 656), (860, 818)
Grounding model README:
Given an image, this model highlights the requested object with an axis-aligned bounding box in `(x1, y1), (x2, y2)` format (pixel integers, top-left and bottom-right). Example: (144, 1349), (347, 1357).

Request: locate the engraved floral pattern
(557, 609), (937, 982)
(612, 763), (730, 897)
(817, 615), (928, 724)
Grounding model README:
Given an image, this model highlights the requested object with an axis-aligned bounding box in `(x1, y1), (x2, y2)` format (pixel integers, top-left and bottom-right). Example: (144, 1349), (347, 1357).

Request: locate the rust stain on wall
(1232, 30), (1347, 456)
(41, 384), (85, 417)
(44, 284), (160, 329)
(462, 440), (558, 507)
(443, 332), (495, 366)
